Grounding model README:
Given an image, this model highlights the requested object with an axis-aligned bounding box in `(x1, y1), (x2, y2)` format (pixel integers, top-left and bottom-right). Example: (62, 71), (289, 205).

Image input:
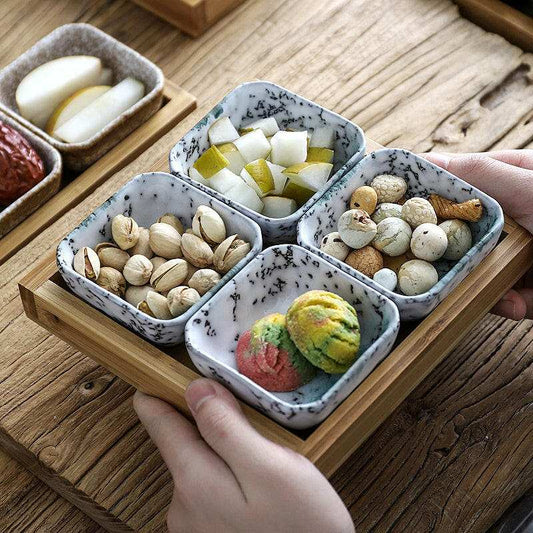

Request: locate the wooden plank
(0, 81), (196, 266)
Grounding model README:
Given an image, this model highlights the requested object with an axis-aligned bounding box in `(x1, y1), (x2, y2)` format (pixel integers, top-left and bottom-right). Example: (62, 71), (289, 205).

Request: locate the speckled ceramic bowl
(185, 244), (399, 429)
(57, 172), (262, 346)
(169, 81), (365, 244)
(0, 111), (62, 238)
(0, 23), (164, 171)
(298, 149), (504, 320)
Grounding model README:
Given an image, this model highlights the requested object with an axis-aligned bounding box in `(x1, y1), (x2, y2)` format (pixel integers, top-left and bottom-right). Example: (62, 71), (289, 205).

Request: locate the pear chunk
(270, 130), (308, 167)
(306, 147), (334, 164)
(282, 175), (318, 206)
(189, 166), (210, 186)
(242, 117), (280, 137)
(242, 159), (275, 196)
(233, 129), (271, 163)
(283, 162), (333, 190)
(218, 143), (246, 174)
(208, 116), (239, 145)
(208, 168), (242, 194)
(310, 127), (335, 149)
(225, 181), (264, 213)
(54, 77), (144, 143)
(266, 161), (287, 195)
(262, 196), (298, 218)
(16, 55), (103, 129)
(193, 145), (229, 178)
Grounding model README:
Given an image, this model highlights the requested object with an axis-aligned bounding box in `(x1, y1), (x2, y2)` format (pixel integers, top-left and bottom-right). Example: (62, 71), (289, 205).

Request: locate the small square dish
(169, 81), (365, 243)
(184, 244), (400, 429)
(0, 23), (164, 171)
(57, 172), (262, 345)
(0, 111), (62, 238)
(297, 149), (505, 320)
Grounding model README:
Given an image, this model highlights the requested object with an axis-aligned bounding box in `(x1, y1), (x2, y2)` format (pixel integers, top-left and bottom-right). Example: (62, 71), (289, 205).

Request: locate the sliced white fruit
(242, 159), (274, 196)
(208, 116), (239, 145)
(45, 85), (111, 135)
(270, 130), (308, 167)
(16, 55), (103, 129)
(218, 143), (246, 174)
(97, 67), (113, 85)
(266, 161), (287, 195)
(240, 169), (264, 197)
(282, 175), (318, 206)
(233, 129), (271, 163)
(224, 181), (264, 213)
(306, 147), (334, 164)
(283, 162), (333, 191)
(193, 145), (229, 178)
(262, 196), (298, 218)
(310, 127), (335, 149)
(242, 117), (280, 137)
(209, 168), (242, 194)
(189, 166), (210, 186)
(54, 77), (144, 143)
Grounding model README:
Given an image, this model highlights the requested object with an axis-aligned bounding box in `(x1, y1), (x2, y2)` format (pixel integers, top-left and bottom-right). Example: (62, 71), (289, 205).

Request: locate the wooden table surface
(1, 0), (532, 531)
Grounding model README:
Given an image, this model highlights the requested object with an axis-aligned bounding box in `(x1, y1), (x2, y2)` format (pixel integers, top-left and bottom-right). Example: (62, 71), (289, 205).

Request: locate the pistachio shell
(150, 258), (188, 292)
(184, 262), (199, 284)
(95, 242), (129, 271)
(213, 234), (251, 273)
(181, 233), (214, 268)
(149, 223), (182, 259)
(167, 286), (201, 317)
(73, 247), (100, 280)
(188, 268), (221, 296)
(125, 285), (154, 307)
(123, 254), (153, 286)
(112, 214), (140, 250)
(138, 291), (172, 320)
(95, 267), (126, 297)
(129, 227), (154, 258)
(150, 256), (167, 272)
(192, 205), (227, 245)
(157, 213), (184, 234)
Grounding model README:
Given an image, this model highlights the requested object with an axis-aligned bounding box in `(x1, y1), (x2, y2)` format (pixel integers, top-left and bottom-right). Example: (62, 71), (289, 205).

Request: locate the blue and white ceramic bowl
(185, 244), (399, 429)
(298, 149), (504, 320)
(169, 81), (365, 244)
(57, 172), (262, 345)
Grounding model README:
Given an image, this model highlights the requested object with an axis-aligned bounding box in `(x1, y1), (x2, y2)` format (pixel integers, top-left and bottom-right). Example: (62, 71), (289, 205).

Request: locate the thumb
(185, 378), (272, 475)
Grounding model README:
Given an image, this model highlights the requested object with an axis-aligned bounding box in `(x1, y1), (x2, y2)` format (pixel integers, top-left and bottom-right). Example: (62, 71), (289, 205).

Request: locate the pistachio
(125, 285), (154, 307)
(112, 214), (139, 250)
(95, 242), (129, 271)
(167, 286), (201, 317)
(157, 213), (184, 234)
(73, 247), (100, 280)
(181, 233), (214, 268)
(188, 268), (221, 296)
(213, 234), (251, 273)
(96, 267), (126, 297)
(149, 223), (182, 259)
(123, 254), (153, 286)
(138, 291), (173, 320)
(150, 258), (188, 292)
(129, 227), (153, 258)
(192, 205), (227, 245)
(150, 256), (167, 272)
(184, 261), (199, 284)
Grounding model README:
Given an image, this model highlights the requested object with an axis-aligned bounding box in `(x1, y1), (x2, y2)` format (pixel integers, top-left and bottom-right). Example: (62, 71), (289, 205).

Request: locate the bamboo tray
(0, 80), (196, 265)
(19, 193), (533, 478)
(131, 0), (246, 37)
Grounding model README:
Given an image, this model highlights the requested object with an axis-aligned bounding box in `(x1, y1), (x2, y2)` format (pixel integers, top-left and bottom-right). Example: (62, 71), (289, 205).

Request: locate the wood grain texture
(0, 0), (532, 531)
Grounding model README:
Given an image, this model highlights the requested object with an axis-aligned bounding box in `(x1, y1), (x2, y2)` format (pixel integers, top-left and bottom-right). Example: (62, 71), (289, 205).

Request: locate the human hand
(134, 380), (354, 533)
(423, 150), (533, 320)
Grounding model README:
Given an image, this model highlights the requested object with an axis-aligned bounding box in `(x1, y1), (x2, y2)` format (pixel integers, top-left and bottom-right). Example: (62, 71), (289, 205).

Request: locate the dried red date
(0, 120), (45, 206)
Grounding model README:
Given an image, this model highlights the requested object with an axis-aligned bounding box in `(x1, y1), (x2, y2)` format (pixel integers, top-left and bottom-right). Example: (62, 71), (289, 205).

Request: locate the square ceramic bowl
(0, 23), (164, 171)
(185, 244), (400, 429)
(0, 111), (62, 238)
(57, 172), (262, 346)
(169, 81), (365, 244)
(298, 149), (505, 320)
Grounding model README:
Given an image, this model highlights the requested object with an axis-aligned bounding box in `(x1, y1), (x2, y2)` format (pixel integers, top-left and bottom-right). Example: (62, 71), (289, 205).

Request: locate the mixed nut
(72, 205), (251, 319)
(320, 174), (484, 296)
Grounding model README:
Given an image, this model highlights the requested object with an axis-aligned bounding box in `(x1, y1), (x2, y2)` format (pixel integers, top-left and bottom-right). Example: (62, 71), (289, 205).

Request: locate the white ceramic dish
(169, 81), (365, 244)
(57, 172), (262, 345)
(185, 244), (400, 429)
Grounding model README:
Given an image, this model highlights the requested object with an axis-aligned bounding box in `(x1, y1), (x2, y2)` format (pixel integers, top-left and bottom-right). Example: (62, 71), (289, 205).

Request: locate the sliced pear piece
(239, 127), (254, 135)
(306, 147), (334, 164)
(97, 67), (113, 85)
(242, 117), (280, 137)
(208, 116), (239, 145)
(46, 85), (111, 135)
(54, 77), (144, 143)
(218, 143), (246, 174)
(243, 159), (274, 196)
(282, 175), (318, 206)
(225, 181), (264, 213)
(270, 130), (308, 167)
(209, 168), (242, 194)
(262, 196), (298, 218)
(193, 145), (229, 178)
(189, 166), (210, 186)
(16, 55), (103, 129)
(266, 161), (287, 195)
(233, 129), (271, 163)
(283, 162), (333, 191)
(240, 169), (263, 197)
(310, 127), (335, 149)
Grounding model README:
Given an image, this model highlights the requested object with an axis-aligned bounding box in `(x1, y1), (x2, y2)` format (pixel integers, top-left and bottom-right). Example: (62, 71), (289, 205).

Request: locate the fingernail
(425, 153), (451, 169)
(186, 380), (217, 414)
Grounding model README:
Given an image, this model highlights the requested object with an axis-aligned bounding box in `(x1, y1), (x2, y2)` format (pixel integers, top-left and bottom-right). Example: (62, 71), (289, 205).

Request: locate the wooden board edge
(0, 80), (196, 266)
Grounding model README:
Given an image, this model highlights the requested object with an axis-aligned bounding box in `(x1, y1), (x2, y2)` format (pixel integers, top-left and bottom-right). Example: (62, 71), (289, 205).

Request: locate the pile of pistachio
(73, 205), (251, 319)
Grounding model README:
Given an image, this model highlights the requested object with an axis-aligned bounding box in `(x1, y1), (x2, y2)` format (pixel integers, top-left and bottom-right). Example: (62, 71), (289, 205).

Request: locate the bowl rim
(56, 171), (263, 328)
(168, 80), (366, 226)
(297, 148), (505, 304)
(0, 23), (165, 150)
(184, 243), (400, 412)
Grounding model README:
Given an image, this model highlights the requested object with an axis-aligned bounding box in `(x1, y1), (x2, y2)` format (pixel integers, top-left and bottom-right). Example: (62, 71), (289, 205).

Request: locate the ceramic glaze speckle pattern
(169, 81), (365, 244)
(298, 149), (504, 320)
(57, 172), (262, 346)
(185, 244), (399, 429)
